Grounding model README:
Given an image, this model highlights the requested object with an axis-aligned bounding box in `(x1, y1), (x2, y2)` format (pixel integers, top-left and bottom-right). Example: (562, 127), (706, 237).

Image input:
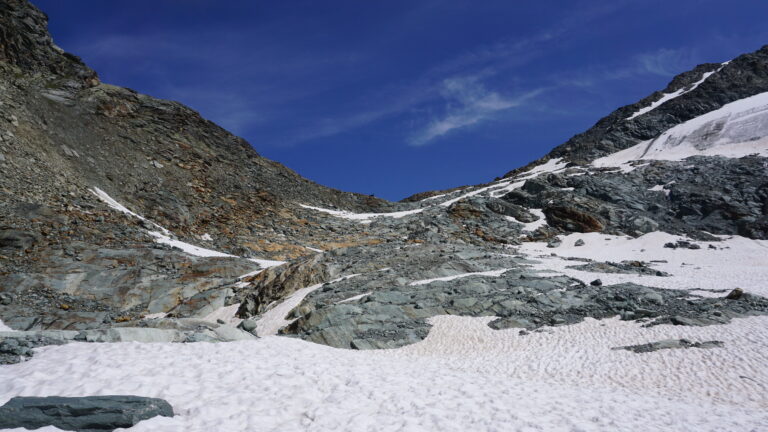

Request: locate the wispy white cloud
(545, 46), (701, 91)
(408, 76), (546, 146)
(66, 1), (639, 148)
(271, 2), (640, 147)
(635, 47), (697, 76)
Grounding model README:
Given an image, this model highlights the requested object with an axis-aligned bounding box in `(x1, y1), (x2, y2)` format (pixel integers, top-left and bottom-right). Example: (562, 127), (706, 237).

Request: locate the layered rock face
(1, 0), (767, 355)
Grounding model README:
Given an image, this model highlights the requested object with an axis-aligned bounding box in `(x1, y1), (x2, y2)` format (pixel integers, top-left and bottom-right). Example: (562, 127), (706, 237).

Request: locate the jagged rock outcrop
(0, 0), (97, 83)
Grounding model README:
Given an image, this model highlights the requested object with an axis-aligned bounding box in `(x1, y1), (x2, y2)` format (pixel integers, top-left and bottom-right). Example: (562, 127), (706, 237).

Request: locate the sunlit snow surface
(3, 316), (768, 431)
(596, 91), (768, 171)
(519, 232), (768, 297)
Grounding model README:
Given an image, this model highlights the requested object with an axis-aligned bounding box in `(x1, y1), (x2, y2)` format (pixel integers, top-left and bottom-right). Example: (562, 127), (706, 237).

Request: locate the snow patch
(648, 182), (673, 196)
(518, 232), (768, 296)
(147, 231), (235, 258)
(437, 182), (510, 207)
(92, 187), (282, 267)
(516, 157), (568, 179)
(300, 204), (423, 223)
(410, 268), (512, 286)
(256, 274), (361, 336)
(337, 292), (372, 304)
(201, 303), (242, 327)
(626, 62), (728, 120)
(89, 187), (170, 236)
(488, 180), (525, 198)
(507, 208), (547, 233)
(247, 258), (287, 268)
(419, 193), (448, 202)
(0, 319), (14, 332)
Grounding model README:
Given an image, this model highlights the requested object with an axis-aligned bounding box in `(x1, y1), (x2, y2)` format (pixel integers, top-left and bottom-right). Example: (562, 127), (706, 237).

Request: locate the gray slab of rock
(568, 260), (671, 276)
(0, 395), (173, 431)
(613, 339), (723, 353)
(670, 316), (708, 326)
(0, 330), (80, 341)
(239, 319), (258, 333)
(213, 325), (256, 341)
(546, 238), (562, 248)
(78, 328), (183, 343)
(0, 332), (75, 364)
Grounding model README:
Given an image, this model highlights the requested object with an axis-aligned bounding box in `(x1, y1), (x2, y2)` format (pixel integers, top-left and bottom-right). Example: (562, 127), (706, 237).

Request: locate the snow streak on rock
(626, 61), (729, 120)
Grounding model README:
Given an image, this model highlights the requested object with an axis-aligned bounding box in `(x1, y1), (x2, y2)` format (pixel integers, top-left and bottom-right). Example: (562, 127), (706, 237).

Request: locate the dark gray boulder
(568, 260), (670, 276)
(613, 339), (724, 353)
(484, 199), (538, 222)
(0, 229), (39, 250)
(0, 395), (174, 431)
(0, 334), (66, 364)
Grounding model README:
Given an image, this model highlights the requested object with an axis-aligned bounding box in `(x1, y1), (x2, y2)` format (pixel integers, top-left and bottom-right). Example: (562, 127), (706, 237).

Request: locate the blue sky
(36, 0), (768, 200)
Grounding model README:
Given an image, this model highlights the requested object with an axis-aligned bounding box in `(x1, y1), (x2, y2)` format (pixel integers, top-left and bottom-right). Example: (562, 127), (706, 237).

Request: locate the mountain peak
(0, 0), (97, 86)
(502, 44), (768, 178)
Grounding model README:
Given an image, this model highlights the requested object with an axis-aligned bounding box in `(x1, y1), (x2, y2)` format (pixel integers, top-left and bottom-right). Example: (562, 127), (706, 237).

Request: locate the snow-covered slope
(595, 91), (768, 169)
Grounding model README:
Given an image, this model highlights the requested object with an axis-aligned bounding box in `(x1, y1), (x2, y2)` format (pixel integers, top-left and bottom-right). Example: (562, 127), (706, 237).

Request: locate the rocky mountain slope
(0, 0), (410, 332)
(507, 46), (768, 172)
(2, 1), (768, 430)
(0, 0), (766, 341)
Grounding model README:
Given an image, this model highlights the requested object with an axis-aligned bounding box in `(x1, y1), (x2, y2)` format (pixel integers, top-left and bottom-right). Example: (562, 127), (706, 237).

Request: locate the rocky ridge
(505, 45), (768, 174)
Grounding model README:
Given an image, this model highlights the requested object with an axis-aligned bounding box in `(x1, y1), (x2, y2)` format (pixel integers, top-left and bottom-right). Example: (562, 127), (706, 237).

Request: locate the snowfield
(518, 232), (768, 297)
(3, 314), (768, 432)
